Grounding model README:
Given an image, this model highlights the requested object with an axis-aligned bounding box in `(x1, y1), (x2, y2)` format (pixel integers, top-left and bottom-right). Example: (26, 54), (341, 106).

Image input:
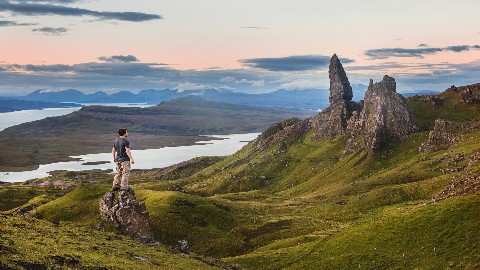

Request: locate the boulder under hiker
(112, 128), (135, 191)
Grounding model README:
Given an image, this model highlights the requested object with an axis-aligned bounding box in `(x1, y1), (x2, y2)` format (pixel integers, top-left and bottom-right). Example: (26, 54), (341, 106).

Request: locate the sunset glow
(0, 0), (479, 94)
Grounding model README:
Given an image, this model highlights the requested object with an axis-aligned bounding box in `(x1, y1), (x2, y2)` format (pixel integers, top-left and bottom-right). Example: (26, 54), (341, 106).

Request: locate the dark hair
(118, 128), (128, 136)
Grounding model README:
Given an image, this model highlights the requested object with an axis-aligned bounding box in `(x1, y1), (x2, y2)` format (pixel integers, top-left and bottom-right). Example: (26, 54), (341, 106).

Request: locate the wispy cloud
(0, 19), (36, 26)
(279, 79), (326, 90)
(393, 60), (480, 89)
(0, 1), (162, 22)
(0, 56), (479, 94)
(174, 82), (210, 93)
(12, 0), (82, 3)
(240, 26), (268, 30)
(234, 78), (265, 87)
(219, 76), (236, 83)
(446, 45), (471, 52)
(365, 45), (480, 59)
(3, 62), (172, 76)
(347, 62), (452, 72)
(0, 60), (282, 93)
(32, 26), (67, 35)
(99, 55), (139, 63)
(239, 55), (354, 71)
(22, 64), (73, 72)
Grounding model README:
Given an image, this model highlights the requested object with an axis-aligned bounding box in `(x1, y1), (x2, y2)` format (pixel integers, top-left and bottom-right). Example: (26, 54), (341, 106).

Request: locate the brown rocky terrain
(447, 83), (480, 104)
(99, 189), (154, 242)
(419, 119), (465, 153)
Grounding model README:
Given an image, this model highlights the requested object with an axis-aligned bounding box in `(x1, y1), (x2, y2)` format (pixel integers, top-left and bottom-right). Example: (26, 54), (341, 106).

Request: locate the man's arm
(126, 148), (135, 164)
(112, 147), (116, 163)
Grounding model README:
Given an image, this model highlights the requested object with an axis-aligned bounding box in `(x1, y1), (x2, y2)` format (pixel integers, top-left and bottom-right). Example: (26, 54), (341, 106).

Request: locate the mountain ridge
(12, 85), (368, 111)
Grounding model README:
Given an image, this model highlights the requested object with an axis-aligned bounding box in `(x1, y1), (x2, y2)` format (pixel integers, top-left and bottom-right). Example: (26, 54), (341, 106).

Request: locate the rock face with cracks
(99, 189), (153, 242)
(344, 76), (418, 155)
(329, 54), (353, 104)
(312, 54), (362, 139)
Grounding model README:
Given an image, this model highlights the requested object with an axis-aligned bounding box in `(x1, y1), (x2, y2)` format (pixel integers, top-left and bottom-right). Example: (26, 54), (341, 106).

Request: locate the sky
(0, 0), (479, 95)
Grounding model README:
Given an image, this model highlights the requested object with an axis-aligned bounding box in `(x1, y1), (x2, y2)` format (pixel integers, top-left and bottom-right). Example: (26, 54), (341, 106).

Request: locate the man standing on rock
(112, 128), (135, 191)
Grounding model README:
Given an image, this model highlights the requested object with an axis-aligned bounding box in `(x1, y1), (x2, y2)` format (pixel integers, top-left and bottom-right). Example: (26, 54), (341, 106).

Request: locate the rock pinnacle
(329, 54), (353, 104)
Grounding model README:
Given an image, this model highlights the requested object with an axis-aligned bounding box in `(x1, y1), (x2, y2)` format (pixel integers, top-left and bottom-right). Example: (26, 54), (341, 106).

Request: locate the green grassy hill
(1, 85), (480, 269)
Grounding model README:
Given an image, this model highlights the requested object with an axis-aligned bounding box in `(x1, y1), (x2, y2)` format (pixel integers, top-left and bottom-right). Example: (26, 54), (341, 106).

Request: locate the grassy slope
(407, 90), (480, 130)
(2, 89), (480, 269)
(0, 214), (221, 270)
(230, 194), (480, 270)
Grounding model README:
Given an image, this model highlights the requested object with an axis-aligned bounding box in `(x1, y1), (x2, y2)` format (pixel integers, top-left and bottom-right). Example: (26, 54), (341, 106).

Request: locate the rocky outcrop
(311, 100), (362, 139)
(311, 55), (362, 139)
(329, 54), (353, 104)
(409, 94), (444, 107)
(344, 76), (418, 154)
(447, 83), (480, 104)
(256, 55), (418, 156)
(99, 189), (153, 242)
(419, 119), (464, 152)
(433, 151), (480, 202)
(254, 118), (309, 151)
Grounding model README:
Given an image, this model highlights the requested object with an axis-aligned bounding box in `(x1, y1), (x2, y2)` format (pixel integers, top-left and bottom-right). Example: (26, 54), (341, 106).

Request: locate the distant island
(0, 99), (81, 113)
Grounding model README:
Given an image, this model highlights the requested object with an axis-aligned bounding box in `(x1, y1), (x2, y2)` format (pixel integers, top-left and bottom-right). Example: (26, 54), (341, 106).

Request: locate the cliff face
(311, 54), (362, 139)
(311, 100), (362, 139)
(344, 76), (418, 154)
(329, 54), (353, 104)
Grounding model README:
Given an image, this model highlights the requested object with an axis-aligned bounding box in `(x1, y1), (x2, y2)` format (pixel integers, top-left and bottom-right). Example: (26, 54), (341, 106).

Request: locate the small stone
(178, 240), (190, 256)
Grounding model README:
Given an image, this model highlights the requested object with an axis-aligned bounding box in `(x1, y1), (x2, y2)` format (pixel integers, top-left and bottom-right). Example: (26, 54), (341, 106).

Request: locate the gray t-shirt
(113, 137), (130, 162)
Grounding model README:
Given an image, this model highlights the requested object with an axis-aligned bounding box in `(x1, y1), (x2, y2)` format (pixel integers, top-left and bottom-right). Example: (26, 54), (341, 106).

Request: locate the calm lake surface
(0, 133), (260, 183)
(0, 104), (259, 183)
(0, 107), (82, 132)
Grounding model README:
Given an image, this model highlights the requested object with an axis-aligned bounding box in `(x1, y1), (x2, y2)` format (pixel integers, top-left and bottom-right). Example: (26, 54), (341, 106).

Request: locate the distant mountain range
(401, 90), (441, 97)
(0, 85), (441, 113)
(7, 85), (369, 111)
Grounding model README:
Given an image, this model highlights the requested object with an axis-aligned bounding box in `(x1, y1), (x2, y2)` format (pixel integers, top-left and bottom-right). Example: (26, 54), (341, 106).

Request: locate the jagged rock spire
(329, 54), (353, 104)
(344, 75), (418, 154)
